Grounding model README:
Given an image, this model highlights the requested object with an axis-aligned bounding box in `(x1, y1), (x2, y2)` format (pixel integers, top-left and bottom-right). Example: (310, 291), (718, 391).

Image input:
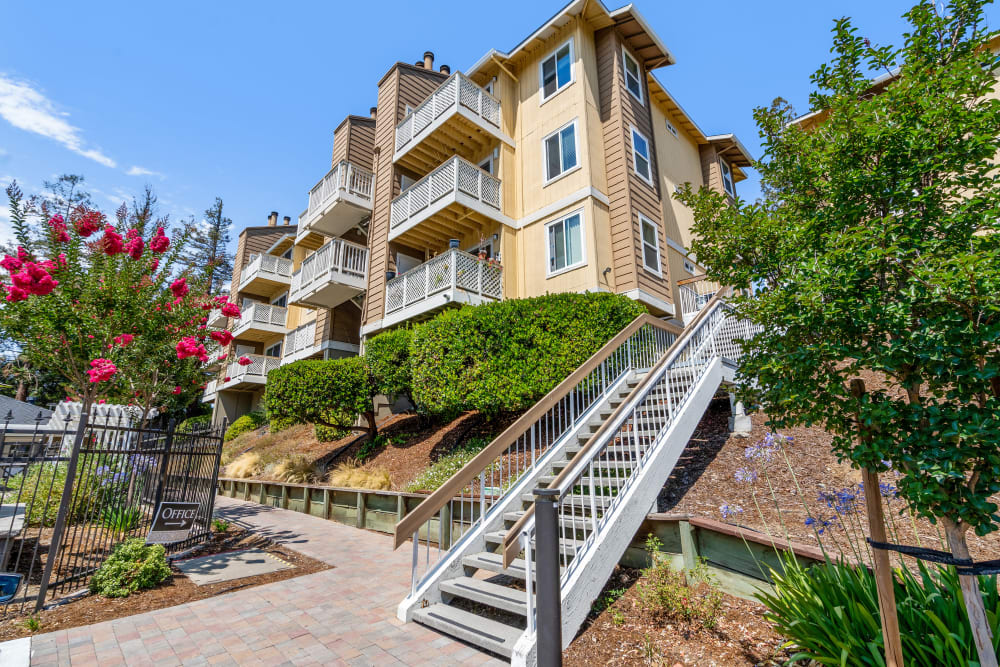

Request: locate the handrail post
(534, 488), (563, 666)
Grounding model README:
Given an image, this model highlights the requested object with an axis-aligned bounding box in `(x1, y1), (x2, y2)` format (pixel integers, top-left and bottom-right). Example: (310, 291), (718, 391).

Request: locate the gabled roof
(0, 395), (52, 426)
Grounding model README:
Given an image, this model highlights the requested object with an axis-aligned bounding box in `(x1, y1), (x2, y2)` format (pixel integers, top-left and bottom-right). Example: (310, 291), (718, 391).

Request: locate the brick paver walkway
(24, 496), (506, 666)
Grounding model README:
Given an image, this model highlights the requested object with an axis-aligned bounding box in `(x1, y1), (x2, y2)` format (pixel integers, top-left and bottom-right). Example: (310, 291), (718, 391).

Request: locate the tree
(676, 3), (1000, 664)
(186, 197), (233, 295)
(0, 181), (244, 421)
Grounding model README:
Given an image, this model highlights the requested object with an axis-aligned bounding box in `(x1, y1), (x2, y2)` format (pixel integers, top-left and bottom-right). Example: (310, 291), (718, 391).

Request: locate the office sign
(146, 502), (200, 544)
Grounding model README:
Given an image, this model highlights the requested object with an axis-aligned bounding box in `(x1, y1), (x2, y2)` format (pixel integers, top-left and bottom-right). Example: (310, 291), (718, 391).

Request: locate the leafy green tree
(186, 197), (233, 295)
(676, 3), (1000, 663)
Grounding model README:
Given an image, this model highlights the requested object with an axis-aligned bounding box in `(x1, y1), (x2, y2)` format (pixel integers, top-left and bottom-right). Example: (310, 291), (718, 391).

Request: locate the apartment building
(204, 211), (364, 426)
(205, 0), (752, 424)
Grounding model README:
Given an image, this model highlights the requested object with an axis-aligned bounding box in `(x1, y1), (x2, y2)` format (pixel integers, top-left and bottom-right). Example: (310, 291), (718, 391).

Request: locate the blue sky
(1, 1), (996, 250)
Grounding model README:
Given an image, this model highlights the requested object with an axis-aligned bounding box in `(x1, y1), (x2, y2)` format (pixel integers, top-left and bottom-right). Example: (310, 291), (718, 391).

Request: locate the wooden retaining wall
(218, 478), (827, 598)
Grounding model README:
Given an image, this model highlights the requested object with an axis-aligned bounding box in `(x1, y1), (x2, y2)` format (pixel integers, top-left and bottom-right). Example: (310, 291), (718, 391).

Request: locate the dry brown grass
(272, 455), (319, 484)
(226, 452), (261, 479)
(327, 462), (391, 490)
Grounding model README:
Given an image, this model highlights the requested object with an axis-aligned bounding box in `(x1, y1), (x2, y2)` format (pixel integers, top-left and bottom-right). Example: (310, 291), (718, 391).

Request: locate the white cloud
(0, 74), (116, 168)
(126, 165), (164, 179)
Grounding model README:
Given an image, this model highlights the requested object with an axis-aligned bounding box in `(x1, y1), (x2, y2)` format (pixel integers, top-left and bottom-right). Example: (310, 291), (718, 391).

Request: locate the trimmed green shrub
(177, 414), (211, 433)
(314, 424), (350, 442)
(2, 462), (101, 527)
(758, 554), (1000, 666)
(223, 410), (267, 442)
(90, 538), (171, 598)
(410, 293), (645, 416)
(405, 438), (493, 493)
(366, 328), (413, 403)
(265, 357), (375, 434)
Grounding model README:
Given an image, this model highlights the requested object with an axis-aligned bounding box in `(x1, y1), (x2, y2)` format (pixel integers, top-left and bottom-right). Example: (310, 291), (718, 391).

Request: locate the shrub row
(223, 410), (267, 442)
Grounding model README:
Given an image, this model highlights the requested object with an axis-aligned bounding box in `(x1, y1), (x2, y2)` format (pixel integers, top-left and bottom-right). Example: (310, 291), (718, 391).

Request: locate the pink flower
(220, 302), (241, 318)
(57, 253), (67, 269)
(48, 215), (71, 243)
(126, 229), (140, 240)
(224, 376), (231, 382)
(87, 358), (118, 383)
(172, 386), (182, 395)
(113, 333), (134, 347)
(97, 399), (106, 404)
(101, 226), (125, 255)
(0, 254), (22, 273)
(74, 210), (104, 237)
(125, 236), (144, 260)
(10, 263), (58, 296)
(209, 330), (234, 346)
(217, 353), (227, 361)
(169, 277), (189, 299)
(175, 336), (208, 361)
(237, 356), (252, 366)
(149, 258), (159, 272)
(149, 227), (170, 253)
(5, 285), (28, 302)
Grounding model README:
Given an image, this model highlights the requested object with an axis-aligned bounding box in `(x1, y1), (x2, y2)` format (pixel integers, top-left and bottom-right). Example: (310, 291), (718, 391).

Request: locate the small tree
(677, 3), (1000, 664)
(0, 182), (243, 418)
(186, 197), (233, 296)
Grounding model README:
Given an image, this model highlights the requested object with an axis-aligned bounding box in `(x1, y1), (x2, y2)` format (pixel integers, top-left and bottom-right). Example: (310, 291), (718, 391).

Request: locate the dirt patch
(222, 422), (363, 471)
(564, 566), (789, 666)
(0, 526), (329, 641)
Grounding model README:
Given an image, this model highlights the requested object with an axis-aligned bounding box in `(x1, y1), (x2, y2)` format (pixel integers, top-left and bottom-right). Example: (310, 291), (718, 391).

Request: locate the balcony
(238, 253), (293, 296)
(394, 72), (513, 174)
(201, 379), (217, 403)
(230, 302), (288, 342)
(383, 248), (502, 328)
(297, 161), (374, 243)
(289, 238), (368, 309)
(217, 354), (281, 391)
(389, 156), (513, 247)
(207, 308), (227, 328)
(282, 321), (319, 365)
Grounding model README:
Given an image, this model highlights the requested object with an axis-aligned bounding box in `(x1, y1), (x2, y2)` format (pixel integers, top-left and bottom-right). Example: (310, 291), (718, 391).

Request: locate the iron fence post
(152, 419), (176, 514)
(534, 487), (563, 667)
(34, 411), (90, 612)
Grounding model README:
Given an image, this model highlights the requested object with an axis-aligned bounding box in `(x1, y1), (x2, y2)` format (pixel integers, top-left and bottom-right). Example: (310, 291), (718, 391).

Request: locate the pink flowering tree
(0, 182), (243, 420)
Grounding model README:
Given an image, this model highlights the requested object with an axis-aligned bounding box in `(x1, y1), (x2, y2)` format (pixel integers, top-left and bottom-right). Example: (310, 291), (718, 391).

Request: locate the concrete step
(412, 603), (523, 658)
(440, 576), (529, 616)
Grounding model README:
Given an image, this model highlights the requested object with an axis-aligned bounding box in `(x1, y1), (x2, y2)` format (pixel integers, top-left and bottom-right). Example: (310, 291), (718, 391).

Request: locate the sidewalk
(17, 496), (506, 666)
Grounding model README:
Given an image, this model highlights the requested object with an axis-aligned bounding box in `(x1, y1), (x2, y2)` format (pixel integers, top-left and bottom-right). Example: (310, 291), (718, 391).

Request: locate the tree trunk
(14, 381), (26, 403)
(944, 519), (997, 667)
(363, 411), (378, 438)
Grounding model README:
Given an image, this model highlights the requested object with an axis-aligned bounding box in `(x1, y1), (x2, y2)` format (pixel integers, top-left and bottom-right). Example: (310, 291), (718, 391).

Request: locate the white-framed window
(622, 46), (643, 103)
(264, 342), (282, 358)
(665, 118), (678, 138)
(683, 259), (697, 275)
(638, 213), (661, 275)
(720, 159), (735, 197)
(543, 120), (579, 184)
(281, 248), (292, 259)
(630, 126), (653, 185)
(478, 154), (494, 175)
(540, 39), (574, 103)
(271, 292), (287, 308)
(546, 210), (585, 275)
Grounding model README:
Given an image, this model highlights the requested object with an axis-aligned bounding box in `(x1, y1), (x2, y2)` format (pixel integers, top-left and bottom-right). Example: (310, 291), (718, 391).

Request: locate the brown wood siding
(332, 117), (376, 170)
(313, 303), (361, 347)
(699, 145), (724, 195)
(364, 64), (447, 330)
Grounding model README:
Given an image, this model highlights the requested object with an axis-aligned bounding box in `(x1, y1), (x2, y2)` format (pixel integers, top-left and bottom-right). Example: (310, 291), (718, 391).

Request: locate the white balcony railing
(224, 354), (281, 386)
(207, 308), (227, 328)
(305, 161), (373, 222)
(232, 302), (287, 335)
(238, 253), (293, 290)
(390, 156), (501, 232)
(385, 248), (502, 315)
(282, 321), (318, 364)
(290, 238), (368, 304)
(678, 276), (721, 323)
(201, 379), (217, 402)
(394, 72), (501, 155)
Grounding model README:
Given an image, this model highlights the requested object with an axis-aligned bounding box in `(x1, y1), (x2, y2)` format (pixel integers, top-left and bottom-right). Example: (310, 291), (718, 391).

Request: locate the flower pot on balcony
(449, 239), (460, 249)
(386, 271), (396, 281)
(478, 250), (488, 260)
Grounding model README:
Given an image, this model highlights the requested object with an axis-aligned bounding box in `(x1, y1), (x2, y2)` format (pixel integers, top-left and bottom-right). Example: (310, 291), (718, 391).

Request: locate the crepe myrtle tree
(0, 182), (244, 420)
(676, 2), (1000, 663)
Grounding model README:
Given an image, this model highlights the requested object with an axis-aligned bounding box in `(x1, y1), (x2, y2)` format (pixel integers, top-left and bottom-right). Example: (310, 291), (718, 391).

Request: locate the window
(271, 293), (287, 308)
(622, 47), (643, 103)
(719, 159), (735, 197)
(543, 121), (578, 183)
(478, 155), (494, 175)
(281, 248), (292, 259)
(540, 39), (573, 102)
(546, 211), (585, 275)
(639, 214), (661, 275)
(665, 118), (678, 138)
(631, 127), (653, 184)
(264, 342), (282, 358)
(683, 259), (697, 275)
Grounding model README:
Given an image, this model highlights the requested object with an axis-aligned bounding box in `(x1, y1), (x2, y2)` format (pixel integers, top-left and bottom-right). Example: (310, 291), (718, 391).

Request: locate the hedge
(177, 414), (211, 433)
(410, 292), (645, 416)
(223, 410), (267, 442)
(365, 328), (412, 403)
(265, 357), (375, 434)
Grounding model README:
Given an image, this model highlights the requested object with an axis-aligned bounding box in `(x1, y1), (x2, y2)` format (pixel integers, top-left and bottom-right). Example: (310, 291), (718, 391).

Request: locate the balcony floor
(394, 110), (513, 175)
(297, 192), (371, 242)
(389, 196), (513, 248)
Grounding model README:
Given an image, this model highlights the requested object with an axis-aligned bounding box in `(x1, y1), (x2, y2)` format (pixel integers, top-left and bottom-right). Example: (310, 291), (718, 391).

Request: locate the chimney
(369, 106), (377, 119)
(414, 60), (424, 68)
(283, 215), (291, 226)
(267, 211), (278, 226)
(439, 64), (450, 75)
(423, 51), (434, 70)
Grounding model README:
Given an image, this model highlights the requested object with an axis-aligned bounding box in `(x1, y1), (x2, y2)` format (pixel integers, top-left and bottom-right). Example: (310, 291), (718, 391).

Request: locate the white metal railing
(394, 72), (501, 154)
(394, 315), (678, 598)
(233, 302), (287, 332)
(290, 238), (369, 302)
(225, 354), (281, 385)
(304, 161), (373, 223)
(282, 321), (317, 362)
(239, 253), (293, 290)
(390, 156), (501, 231)
(678, 276), (721, 320)
(518, 297), (759, 635)
(384, 248), (502, 315)
(202, 379), (217, 401)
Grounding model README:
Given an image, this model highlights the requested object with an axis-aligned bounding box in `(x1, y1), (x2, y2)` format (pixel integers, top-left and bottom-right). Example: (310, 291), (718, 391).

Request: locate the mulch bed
(0, 525), (329, 641)
(564, 566), (789, 666)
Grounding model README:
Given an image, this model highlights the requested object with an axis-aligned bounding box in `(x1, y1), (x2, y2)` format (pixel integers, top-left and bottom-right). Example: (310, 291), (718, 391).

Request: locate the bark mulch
(0, 525), (329, 641)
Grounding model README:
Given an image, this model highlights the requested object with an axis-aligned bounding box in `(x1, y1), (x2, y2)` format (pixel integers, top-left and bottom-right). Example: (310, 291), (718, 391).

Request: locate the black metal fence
(0, 410), (224, 616)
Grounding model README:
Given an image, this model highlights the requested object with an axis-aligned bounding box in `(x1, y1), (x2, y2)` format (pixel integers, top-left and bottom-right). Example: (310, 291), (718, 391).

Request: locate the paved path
(22, 496), (506, 666)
